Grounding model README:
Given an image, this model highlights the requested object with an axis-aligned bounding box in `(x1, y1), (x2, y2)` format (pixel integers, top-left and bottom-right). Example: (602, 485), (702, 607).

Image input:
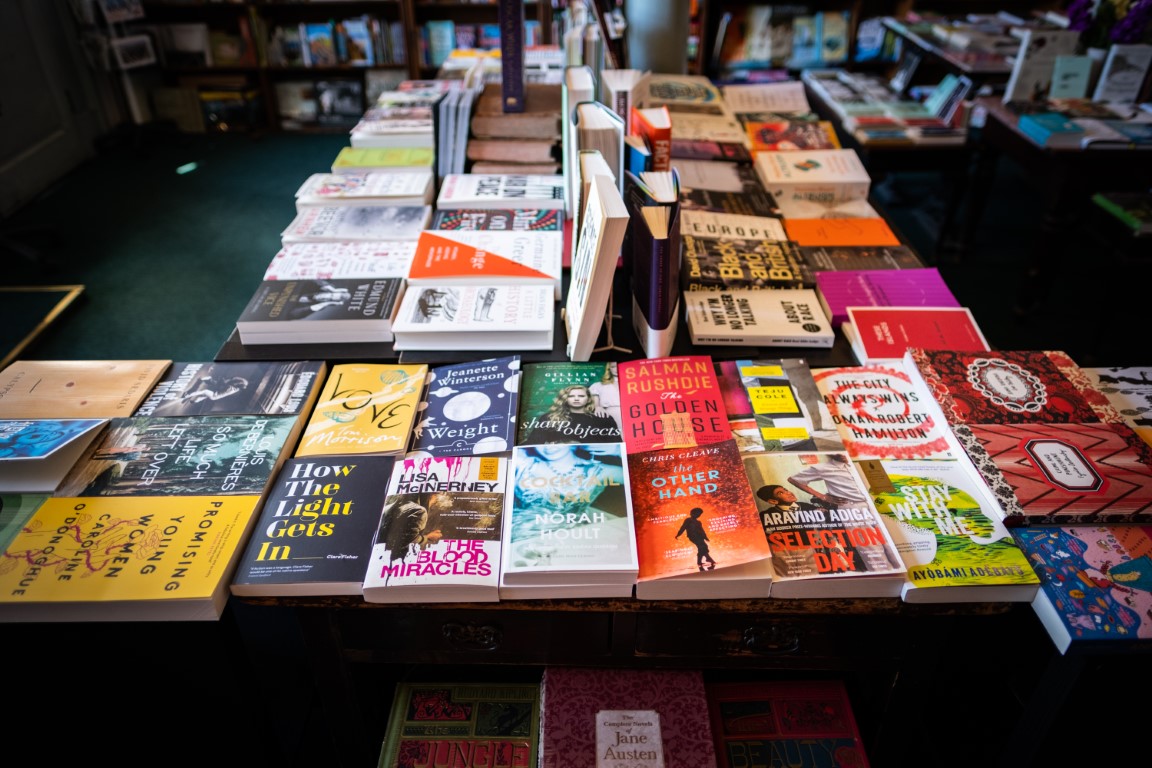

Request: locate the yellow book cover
(295, 363), (428, 457)
(0, 359), (172, 419)
(0, 495), (262, 622)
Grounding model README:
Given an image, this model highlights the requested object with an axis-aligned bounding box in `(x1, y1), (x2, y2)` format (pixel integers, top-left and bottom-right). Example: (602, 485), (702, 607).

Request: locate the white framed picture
(97, 0), (145, 25)
(111, 34), (156, 70)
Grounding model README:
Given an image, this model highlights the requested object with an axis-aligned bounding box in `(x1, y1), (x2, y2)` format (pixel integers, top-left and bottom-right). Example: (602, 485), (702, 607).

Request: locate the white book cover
(281, 205), (431, 243)
(294, 171), (434, 209)
(1001, 28), (1081, 103)
(684, 288), (835, 348)
(1092, 44), (1152, 104)
(565, 173), (630, 361)
(406, 228), (564, 298)
(679, 208), (788, 242)
(436, 173), (566, 210)
(753, 149), (871, 204)
(362, 455), (508, 603)
(263, 240), (417, 280)
(390, 284), (555, 351)
(720, 81), (812, 115)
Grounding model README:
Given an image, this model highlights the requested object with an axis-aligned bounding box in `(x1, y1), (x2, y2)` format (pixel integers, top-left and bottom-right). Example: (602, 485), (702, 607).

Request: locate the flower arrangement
(1066, 0), (1152, 49)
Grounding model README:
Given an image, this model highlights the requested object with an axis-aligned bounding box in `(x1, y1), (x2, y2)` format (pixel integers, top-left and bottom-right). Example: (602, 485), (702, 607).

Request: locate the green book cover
(516, 361), (622, 445)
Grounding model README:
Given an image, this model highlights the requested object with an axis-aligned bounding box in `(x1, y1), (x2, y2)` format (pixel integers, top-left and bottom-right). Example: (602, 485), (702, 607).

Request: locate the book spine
(498, 0), (526, 113)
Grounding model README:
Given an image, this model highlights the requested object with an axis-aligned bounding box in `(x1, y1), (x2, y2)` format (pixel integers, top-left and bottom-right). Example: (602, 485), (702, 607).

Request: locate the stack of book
(467, 82), (564, 175)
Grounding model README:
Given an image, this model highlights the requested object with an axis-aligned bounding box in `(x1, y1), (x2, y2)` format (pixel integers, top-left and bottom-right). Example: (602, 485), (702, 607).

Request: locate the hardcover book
(377, 682), (540, 768)
(236, 278), (405, 344)
(406, 229), (563, 298)
(844, 307), (989, 365)
(735, 358), (845, 453)
(0, 418), (107, 493)
(517, 361), (623, 445)
(707, 680), (872, 768)
(134, 361), (326, 418)
(684, 287), (835, 348)
(0, 494), (263, 622)
(295, 363), (428, 459)
(814, 267), (960, 328)
(617, 355), (732, 454)
(1082, 366), (1152, 444)
(470, 81), (563, 138)
(1012, 524), (1152, 653)
(55, 414), (299, 497)
(391, 284), (555, 352)
(501, 442), (637, 590)
(263, 240), (417, 281)
(436, 173), (566, 210)
(867, 457), (1040, 603)
(280, 205), (431, 243)
(628, 438), (774, 599)
(429, 207), (564, 232)
(540, 667), (718, 768)
(293, 171), (434, 209)
(623, 169), (682, 358)
(812, 362), (957, 460)
(0, 359), (171, 419)
(743, 451), (906, 598)
(230, 455), (395, 596)
(409, 355), (521, 456)
(363, 455), (507, 603)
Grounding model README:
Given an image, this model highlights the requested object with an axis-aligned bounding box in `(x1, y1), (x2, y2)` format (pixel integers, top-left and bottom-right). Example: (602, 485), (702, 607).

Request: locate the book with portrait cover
(501, 442), (637, 591)
(55, 414), (299, 498)
(707, 680), (871, 768)
(540, 667), (717, 768)
(377, 682), (540, 768)
(866, 457), (1040, 603)
(627, 438), (774, 599)
(134, 361), (326, 418)
(0, 494), (263, 622)
(236, 278), (405, 345)
(0, 359), (171, 419)
(280, 205), (431, 243)
(516, 362), (623, 446)
(736, 358), (844, 453)
(263, 240), (417, 281)
(230, 455), (395, 596)
(362, 455), (507, 603)
(409, 355), (521, 457)
(617, 355), (731, 454)
(743, 451), (906, 598)
(295, 363), (428, 459)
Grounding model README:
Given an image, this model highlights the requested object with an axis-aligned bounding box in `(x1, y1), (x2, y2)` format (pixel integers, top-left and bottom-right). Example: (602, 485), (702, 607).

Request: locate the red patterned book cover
(618, 355), (731, 454)
(707, 680), (871, 768)
(539, 667), (718, 768)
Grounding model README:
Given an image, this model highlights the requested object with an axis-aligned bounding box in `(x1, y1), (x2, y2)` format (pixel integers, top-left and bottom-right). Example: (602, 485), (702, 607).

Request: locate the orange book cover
(783, 217), (902, 247)
(630, 105), (673, 172)
(406, 230), (561, 295)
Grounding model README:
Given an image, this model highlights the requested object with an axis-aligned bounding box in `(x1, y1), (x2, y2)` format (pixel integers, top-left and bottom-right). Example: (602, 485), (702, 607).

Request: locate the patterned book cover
(409, 356), (521, 456)
(1012, 524), (1152, 653)
(707, 680), (871, 768)
(230, 455), (395, 596)
(737, 359), (844, 453)
(377, 682), (540, 768)
(627, 438), (770, 584)
(263, 240), (417, 281)
(743, 451), (906, 598)
(540, 667), (718, 768)
(617, 355), (731, 454)
(866, 457), (1040, 603)
(55, 415), (299, 497)
(363, 455), (507, 602)
(516, 362), (622, 445)
(501, 442), (636, 585)
(812, 362), (956, 460)
(296, 363), (428, 458)
(1079, 366), (1152, 446)
(429, 208), (564, 232)
(134, 361), (326, 417)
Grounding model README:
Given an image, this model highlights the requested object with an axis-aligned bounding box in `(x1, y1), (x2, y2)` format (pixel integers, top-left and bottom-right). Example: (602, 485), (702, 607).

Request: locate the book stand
(593, 291), (631, 355)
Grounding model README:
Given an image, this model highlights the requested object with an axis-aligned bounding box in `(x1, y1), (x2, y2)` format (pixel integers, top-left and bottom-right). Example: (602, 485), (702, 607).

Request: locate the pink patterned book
(539, 667), (718, 768)
(814, 267), (959, 327)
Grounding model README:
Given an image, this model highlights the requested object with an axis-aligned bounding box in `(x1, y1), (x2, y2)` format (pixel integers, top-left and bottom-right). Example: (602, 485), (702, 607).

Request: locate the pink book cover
(960, 420), (1152, 526)
(814, 267), (959, 327)
(539, 667), (718, 768)
(618, 355), (732, 454)
(846, 306), (989, 363)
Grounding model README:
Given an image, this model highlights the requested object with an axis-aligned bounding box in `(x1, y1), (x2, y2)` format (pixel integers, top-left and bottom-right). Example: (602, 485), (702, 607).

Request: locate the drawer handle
(741, 625), (800, 655)
(442, 622), (503, 651)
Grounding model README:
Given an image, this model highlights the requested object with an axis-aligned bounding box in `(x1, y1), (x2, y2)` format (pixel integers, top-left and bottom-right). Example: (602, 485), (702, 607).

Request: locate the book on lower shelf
(235, 278), (405, 345)
(230, 455), (395, 597)
(362, 455), (508, 603)
(684, 287), (835, 348)
(843, 306), (990, 365)
(707, 679), (872, 768)
(390, 284), (555, 351)
(377, 682), (541, 768)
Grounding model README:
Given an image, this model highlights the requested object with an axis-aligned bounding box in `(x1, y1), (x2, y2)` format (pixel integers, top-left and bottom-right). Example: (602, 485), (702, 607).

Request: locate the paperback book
(814, 267), (960, 328)
(280, 205), (431, 243)
(292, 171), (434, 209)
(0, 359), (171, 419)
(235, 278), (405, 344)
(0, 418), (108, 493)
(744, 450), (906, 598)
(330, 146), (435, 174)
(784, 217), (902, 248)
(617, 355), (732, 454)
(844, 306), (990, 365)
(735, 358), (845, 453)
(435, 173), (566, 210)
(263, 240), (417, 281)
(752, 148), (871, 204)
(363, 455), (507, 603)
(230, 455), (395, 596)
(134, 360), (326, 418)
(517, 361), (623, 445)
(673, 158), (782, 218)
(684, 287), (835, 348)
(409, 355), (521, 457)
(429, 207), (564, 232)
(798, 245), (925, 272)
(406, 228), (563, 299)
(390, 284), (555, 352)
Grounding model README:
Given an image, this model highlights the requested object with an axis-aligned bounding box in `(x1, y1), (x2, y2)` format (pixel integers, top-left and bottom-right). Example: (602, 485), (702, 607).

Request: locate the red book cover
(627, 438), (771, 582)
(618, 355), (732, 453)
(845, 306), (989, 364)
(630, 105), (673, 172)
(540, 667), (718, 768)
(707, 680), (872, 768)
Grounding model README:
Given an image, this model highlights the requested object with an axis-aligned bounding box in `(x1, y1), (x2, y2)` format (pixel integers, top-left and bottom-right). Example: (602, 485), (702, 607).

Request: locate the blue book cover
(1017, 111), (1084, 146)
(0, 418), (108, 493)
(410, 356), (522, 456)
